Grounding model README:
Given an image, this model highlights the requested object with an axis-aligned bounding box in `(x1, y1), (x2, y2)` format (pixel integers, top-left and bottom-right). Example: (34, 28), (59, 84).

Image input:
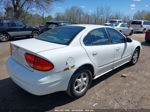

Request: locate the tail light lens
(25, 53), (54, 71)
(141, 25), (143, 28)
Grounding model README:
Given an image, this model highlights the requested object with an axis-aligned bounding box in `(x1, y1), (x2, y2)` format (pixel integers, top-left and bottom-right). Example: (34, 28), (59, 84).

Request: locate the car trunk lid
(11, 38), (67, 71)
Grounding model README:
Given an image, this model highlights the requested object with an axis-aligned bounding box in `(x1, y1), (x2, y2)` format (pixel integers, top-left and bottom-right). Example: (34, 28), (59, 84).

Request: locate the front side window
(15, 21), (25, 27)
(107, 28), (125, 44)
(48, 24), (58, 29)
(37, 26), (85, 45)
(83, 28), (110, 46)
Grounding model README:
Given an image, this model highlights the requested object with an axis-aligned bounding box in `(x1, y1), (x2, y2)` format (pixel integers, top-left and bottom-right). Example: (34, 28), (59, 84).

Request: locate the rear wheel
(129, 48), (140, 65)
(143, 29), (146, 33)
(67, 68), (92, 98)
(0, 33), (10, 42)
(32, 31), (39, 38)
(129, 30), (134, 36)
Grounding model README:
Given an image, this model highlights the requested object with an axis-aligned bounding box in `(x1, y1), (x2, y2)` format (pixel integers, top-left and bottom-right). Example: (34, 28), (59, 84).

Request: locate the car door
(82, 28), (115, 76)
(7, 20), (20, 37)
(106, 28), (132, 68)
(15, 20), (31, 36)
(120, 23), (129, 35)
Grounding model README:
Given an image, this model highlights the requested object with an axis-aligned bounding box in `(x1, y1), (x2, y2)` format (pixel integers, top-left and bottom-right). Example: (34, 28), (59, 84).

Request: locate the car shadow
(0, 64), (129, 111)
(141, 41), (150, 46)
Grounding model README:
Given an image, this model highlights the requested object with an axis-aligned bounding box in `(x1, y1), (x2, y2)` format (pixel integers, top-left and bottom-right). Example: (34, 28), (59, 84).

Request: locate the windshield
(37, 26), (85, 45)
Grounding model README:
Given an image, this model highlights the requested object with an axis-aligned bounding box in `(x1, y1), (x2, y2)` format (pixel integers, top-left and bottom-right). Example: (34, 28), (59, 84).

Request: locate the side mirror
(126, 37), (132, 43)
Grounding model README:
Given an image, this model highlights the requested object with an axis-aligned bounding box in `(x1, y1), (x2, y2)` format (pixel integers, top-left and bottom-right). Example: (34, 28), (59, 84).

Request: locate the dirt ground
(0, 34), (150, 112)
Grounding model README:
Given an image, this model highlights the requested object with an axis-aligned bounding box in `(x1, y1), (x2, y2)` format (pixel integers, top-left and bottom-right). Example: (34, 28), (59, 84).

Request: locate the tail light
(141, 25), (143, 28)
(25, 53), (54, 71)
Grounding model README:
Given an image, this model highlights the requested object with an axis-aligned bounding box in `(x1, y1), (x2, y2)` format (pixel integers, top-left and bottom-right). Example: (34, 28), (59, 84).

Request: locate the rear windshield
(37, 26), (85, 45)
(131, 21), (142, 25)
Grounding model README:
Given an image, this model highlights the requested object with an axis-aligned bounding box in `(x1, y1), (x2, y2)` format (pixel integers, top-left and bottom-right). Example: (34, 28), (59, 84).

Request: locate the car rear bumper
(6, 57), (69, 96)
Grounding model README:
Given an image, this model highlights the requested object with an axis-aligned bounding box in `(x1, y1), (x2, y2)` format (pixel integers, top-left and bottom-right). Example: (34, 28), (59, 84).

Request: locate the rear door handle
(92, 52), (98, 56)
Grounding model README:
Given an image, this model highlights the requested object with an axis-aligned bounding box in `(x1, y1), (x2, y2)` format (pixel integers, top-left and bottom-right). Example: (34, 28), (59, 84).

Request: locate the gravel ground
(0, 34), (150, 112)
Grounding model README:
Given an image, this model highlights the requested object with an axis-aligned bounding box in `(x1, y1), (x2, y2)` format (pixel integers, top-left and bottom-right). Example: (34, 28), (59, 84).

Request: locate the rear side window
(83, 28), (110, 46)
(131, 21), (142, 25)
(144, 21), (150, 25)
(0, 23), (4, 27)
(107, 28), (125, 44)
(7, 22), (16, 27)
(37, 26), (85, 45)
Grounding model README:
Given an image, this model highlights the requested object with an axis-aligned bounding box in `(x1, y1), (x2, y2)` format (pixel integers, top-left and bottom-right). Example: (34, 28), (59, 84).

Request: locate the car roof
(68, 24), (112, 29)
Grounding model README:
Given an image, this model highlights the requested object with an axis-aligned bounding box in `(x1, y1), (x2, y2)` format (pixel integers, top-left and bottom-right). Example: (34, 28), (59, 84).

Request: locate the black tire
(129, 30), (134, 36)
(32, 31), (39, 38)
(143, 29), (146, 33)
(129, 48), (140, 65)
(0, 33), (10, 42)
(67, 68), (92, 98)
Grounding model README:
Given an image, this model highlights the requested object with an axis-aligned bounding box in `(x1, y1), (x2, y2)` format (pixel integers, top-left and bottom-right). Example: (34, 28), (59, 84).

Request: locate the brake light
(141, 25), (143, 28)
(25, 53), (54, 71)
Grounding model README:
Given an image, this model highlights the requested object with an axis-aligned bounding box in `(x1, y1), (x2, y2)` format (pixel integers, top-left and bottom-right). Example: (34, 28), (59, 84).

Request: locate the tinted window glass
(121, 24), (128, 27)
(144, 21), (150, 25)
(47, 24), (58, 29)
(83, 28), (110, 46)
(107, 28), (125, 44)
(37, 26), (85, 45)
(0, 23), (4, 27)
(15, 21), (25, 27)
(7, 22), (16, 27)
(131, 21), (142, 25)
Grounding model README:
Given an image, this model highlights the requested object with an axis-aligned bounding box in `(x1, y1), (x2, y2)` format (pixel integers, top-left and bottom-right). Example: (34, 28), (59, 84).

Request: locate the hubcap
(33, 32), (39, 38)
(0, 34), (8, 41)
(74, 72), (89, 94)
(132, 50), (139, 63)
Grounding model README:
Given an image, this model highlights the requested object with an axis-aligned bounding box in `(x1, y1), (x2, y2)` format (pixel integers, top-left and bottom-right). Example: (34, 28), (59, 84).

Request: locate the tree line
(0, 0), (150, 26)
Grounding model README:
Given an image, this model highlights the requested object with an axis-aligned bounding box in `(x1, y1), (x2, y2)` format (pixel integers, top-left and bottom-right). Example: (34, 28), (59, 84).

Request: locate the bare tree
(133, 10), (147, 20)
(1, 0), (62, 19)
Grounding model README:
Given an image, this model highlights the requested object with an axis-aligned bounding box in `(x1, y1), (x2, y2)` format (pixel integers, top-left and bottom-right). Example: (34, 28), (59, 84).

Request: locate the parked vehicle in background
(40, 21), (77, 33)
(6, 24), (141, 98)
(131, 20), (150, 33)
(0, 18), (40, 42)
(104, 23), (133, 36)
(145, 29), (150, 42)
(109, 19), (122, 24)
(115, 23), (134, 36)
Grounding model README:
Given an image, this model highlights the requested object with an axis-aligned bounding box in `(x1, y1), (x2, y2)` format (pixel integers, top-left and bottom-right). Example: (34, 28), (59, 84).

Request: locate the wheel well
(0, 32), (11, 38)
(136, 46), (141, 54)
(136, 46), (140, 51)
(75, 64), (95, 78)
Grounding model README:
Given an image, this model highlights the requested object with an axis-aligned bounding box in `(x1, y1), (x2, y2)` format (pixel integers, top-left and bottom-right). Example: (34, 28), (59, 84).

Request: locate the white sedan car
(6, 24), (141, 98)
(115, 23), (134, 36)
(105, 23), (134, 36)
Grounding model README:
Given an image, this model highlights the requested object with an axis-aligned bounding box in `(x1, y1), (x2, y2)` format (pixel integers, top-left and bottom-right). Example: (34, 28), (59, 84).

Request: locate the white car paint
(131, 20), (150, 32)
(6, 24), (141, 96)
(115, 23), (133, 36)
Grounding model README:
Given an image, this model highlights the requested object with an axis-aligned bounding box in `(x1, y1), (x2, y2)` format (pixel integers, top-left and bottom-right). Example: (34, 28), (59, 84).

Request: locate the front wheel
(32, 31), (39, 38)
(129, 48), (140, 65)
(0, 33), (10, 42)
(67, 68), (92, 98)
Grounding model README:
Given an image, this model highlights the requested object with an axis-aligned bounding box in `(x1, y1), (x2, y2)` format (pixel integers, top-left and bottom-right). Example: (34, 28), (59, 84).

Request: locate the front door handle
(92, 52), (98, 56)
